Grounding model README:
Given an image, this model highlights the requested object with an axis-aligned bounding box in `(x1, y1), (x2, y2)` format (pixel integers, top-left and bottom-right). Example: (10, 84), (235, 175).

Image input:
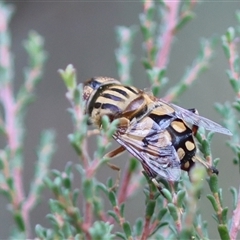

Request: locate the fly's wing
(156, 99), (232, 136)
(113, 116), (181, 181)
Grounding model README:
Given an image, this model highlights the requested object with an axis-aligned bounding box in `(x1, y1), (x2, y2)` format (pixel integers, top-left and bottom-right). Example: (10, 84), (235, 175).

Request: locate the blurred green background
(1, 1), (239, 238)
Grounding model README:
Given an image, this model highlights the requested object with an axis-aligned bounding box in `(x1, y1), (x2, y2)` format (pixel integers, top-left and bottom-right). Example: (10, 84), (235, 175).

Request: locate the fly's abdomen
(167, 119), (196, 172)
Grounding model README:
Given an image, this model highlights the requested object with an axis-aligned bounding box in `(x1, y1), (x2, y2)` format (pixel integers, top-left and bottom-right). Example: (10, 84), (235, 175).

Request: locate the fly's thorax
(83, 77), (121, 109)
(84, 77), (142, 127)
(83, 77), (121, 126)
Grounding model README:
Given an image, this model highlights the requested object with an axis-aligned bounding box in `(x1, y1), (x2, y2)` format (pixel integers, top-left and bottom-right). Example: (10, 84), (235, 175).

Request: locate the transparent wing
(113, 117), (181, 181)
(157, 99), (232, 136)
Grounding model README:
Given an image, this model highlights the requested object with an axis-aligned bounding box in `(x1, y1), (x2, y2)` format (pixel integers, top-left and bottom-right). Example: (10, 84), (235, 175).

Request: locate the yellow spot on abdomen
(185, 140), (195, 151)
(184, 161), (190, 169)
(171, 121), (187, 133)
(177, 147), (185, 160)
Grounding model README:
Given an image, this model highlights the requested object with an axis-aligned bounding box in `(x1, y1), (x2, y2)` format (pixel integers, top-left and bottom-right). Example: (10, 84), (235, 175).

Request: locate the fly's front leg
(104, 146), (126, 159)
(104, 146), (124, 192)
(103, 117), (130, 191)
(151, 178), (163, 193)
(107, 162), (121, 191)
(104, 117), (130, 159)
(87, 129), (100, 137)
(118, 117), (131, 131)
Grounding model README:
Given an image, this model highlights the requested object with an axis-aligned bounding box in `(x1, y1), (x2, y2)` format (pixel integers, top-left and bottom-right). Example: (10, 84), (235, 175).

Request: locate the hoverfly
(83, 77), (232, 183)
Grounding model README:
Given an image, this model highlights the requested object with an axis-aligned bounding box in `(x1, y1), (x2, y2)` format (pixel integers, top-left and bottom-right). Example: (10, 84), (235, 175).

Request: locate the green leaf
(236, 10), (240, 23)
(96, 182), (108, 196)
(218, 188), (223, 206)
(233, 99), (240, 112)
(59, 64), (77, 90)
(108, 191), (117, 207)
(49, 199), (64, 213)
(52, 169), (61, 177)
(149, 222), (169, 237)
(168, 203), (178, 221)
(139, 15), (150, 39)
(35, 224), (47, 238)
(62, 175), (71, 190)
(6, 177), (13, 190)
(73, 87), (81, 105)
(222, 36), (230, 59)
(43, 176), (53, 190)
(161, 188), (172, 203)
(213, 158), (220, 167)
(129, 158), (138, 173)
(202, 220), (209, 238)
(68, 133), (81, 155)
(230, 78), (240, 93)
(179, 228), (194, 240)
(202, 139), (210, 157)
(145, 2), (155, 19)
(14, 212), (25, 232)
(222, 207), (228, 224)
(175, 12), (195, 32)
(207, 131), (215, 143)
(120, 204), (125, 217)
(226, 27), (235, 43)
(108, 210), (119, 224)
(115, 232), (127, 240)
(24, 31), (48, 68)
(89, 221), (115, 240)
(234, 59), (240, 75)
(218, 224), (230, 240)
(134, 218), (143, 237)
(83, 179), (93, 201)
(177, 190), (186, 207)
(106, 119), (119, 137)
(146, 67), (168, 96)
(209, 175), (218, 193)
(142, 58), (152, 69)
(123, 221), (132, 238)
(146, 200), (156, 218)
(106, 177), (114, 189)
(64, 161), (72, 176)
(73, 189), (79, 207)
(212, 213), (219, 223)
(157, 208), (167, 221)
(101, 115), (110, 132)
(207, 195), (218, 213)
(230, 187), (238, 209)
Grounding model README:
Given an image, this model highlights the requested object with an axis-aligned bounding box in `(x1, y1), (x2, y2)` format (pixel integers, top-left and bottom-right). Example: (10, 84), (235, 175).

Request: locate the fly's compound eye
(83, 78), (102, 101)
(84, 77), (102, 90)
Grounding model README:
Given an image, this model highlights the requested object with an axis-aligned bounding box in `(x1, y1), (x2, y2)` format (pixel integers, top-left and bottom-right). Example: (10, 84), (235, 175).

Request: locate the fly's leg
(104, 146), (125, 191)
(87, 129), (100, 137)
(152, 178), (174, 199)
(152, 178), (163, 193)
(104, 146), (126, 159)
(107, 163), (121, 191)
(104, 146), (125, 192)
(192, 156), (219, 175)
(141, 163), (166, 195)
(103, 117), (130, 191)
(103, 117), (129, 159)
